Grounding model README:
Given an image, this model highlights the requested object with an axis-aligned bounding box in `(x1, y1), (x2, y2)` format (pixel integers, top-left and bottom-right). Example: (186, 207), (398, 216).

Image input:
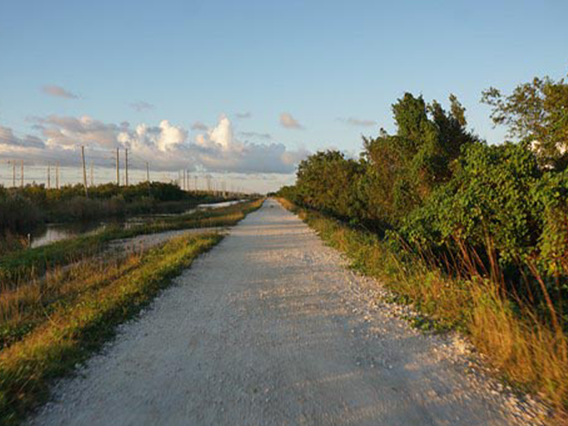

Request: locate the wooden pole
(20, 160), (24, 188)
(47, 164), (51, 189)
(81, 146), (88, 196)
(56, 162), (60, 190)
(183, 169), (186, 191)
(125, 148), (129, 186)
(146, 162), (150, 182)
(116, 148), (120, 186)
(12, 161), (15, 188)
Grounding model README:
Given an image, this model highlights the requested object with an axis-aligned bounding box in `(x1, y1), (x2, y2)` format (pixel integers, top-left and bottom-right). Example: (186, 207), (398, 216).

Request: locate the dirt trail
(29, 199), (539, 426)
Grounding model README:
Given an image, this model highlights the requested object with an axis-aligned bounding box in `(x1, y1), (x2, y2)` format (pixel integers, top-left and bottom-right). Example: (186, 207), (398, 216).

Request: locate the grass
(0, 199), (264, 290)
(0, 197), (263, 425)
(0, 233), (223, 425)
(277, 198), (568, 419)
(0, 182), (230, 232)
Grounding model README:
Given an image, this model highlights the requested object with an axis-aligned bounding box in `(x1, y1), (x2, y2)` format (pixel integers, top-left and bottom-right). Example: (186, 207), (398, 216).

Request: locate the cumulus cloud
(42, 85), (78, 99)
(35, 115), (123, 148)
(338, 117), (377, 127)
(235, 112), (252, 119)
(1, 114), (308, 174)
(130, 101), (154, 112)
(192, 115), (308, 173)
(280, 112), (304, 129)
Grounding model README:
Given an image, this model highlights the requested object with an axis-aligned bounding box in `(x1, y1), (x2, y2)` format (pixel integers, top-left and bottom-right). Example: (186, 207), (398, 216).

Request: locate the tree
(295, 150), (365, 220)
(481, 74), (568, 169)
(360, 93), (477, 227)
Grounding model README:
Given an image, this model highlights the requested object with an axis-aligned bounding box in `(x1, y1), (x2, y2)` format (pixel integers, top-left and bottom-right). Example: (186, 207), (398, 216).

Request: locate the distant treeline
(279, 73), (568, 318)
(0, 182), (226, 233)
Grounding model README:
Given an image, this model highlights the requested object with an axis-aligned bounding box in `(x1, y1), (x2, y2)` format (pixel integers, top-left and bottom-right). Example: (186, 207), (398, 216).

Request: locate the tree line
(280, 73), (568, 309)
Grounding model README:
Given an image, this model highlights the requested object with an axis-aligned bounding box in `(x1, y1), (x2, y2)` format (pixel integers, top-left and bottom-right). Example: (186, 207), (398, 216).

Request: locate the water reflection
(29, 200), (246, 248)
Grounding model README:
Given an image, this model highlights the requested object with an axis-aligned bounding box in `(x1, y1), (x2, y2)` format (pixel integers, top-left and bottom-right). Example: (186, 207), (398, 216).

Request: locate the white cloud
(36, 115), (121, 148)
(42, 85), (79, 99)
(280, 112), (304, 129)
(130, 101), (154, 112)
(193, 116), (308, 173)
(338, 117), (377, 127)
(1, 114), (309, 175)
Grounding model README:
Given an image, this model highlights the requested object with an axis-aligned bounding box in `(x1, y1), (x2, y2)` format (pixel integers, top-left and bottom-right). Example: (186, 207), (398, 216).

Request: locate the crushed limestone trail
(29, 199), (533, 426)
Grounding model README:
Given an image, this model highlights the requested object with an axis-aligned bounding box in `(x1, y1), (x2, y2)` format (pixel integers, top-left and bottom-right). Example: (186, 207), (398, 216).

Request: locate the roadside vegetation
(0, 181), (231, 243)
(278, 73), (568, 415)
(0, 198), (264, 426)
(0, 199), (264, 290)
(0, 234), (221, 425)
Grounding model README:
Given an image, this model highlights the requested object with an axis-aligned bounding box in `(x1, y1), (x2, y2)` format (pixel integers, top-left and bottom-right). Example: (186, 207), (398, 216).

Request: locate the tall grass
(0, 198), (263, 425)
(279, 199), (568, 416)
(0, 199), (264, 290)
(0, 181), (235, 234)
(0, 233), (222, 426)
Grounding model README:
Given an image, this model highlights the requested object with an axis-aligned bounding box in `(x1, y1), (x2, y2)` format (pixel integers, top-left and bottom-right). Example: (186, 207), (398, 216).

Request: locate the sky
(1, 0), (567, 192)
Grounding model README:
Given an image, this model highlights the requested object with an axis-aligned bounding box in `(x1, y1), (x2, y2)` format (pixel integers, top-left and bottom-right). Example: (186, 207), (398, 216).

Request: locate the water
(28, 200), (247, 248)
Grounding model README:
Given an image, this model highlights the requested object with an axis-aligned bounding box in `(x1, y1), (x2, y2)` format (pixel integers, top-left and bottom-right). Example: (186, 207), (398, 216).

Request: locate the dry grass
(0, 232), (27, 256)
(0, 250), (144, 350)
(280, 200), (568, 417)
(0, 199), (265, 425)
(0, 233), (222, 426)
(0, 198), (264, 291)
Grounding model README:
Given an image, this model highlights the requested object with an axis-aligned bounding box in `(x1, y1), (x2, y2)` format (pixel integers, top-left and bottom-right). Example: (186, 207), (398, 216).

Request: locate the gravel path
(29, 199), (543, 426)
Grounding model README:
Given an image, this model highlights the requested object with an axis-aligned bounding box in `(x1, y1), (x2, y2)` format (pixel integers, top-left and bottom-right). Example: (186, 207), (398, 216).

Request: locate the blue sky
(1, 0), (567, 191)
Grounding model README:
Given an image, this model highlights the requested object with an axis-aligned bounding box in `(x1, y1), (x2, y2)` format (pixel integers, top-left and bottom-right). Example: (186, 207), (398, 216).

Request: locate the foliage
(279, 75), (568, 344)
(0, 182), (227, 233)
(400, 143), (545, 261)
(482, 74), (568, 170)
(281, 203), (568, 415)
(295, 151), (365, 222)
(291, 94), (478, 230)
(359, 93), (478, 227)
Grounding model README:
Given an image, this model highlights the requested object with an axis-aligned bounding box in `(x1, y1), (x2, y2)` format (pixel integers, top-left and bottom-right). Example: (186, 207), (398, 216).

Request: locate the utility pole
(81, 146), (88, 196)
(11, 161), (15, 187)
(90, 162), (94, 187)
(20, 160), (24, 188)
(146, 162), (150, 183)
(56, 162), (60, 190)
(183, 169), (186, 191)
(47, 164), (51, 189)
(125, 148), (129, 186)
(116, 148), (120, 186)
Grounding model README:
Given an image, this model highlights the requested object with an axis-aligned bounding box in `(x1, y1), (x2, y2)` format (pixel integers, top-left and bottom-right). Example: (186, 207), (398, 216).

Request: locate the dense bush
(0, 182), (221, 233)
(0, 188), (43, 233)
(281, 74), (568, 311)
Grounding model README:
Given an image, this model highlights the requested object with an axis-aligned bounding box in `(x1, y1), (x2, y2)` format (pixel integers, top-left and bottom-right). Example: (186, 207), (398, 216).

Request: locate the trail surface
(29, 199), (537, 426)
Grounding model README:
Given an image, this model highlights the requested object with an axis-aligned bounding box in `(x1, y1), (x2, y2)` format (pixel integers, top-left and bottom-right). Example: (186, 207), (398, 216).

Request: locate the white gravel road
(29, 199), (543, 426)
